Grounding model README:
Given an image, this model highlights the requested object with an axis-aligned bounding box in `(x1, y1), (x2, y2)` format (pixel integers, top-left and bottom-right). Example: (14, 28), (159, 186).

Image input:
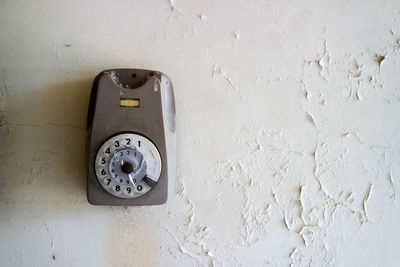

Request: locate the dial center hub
(121, 162), (134, 174)
(109, 148), (147, 185)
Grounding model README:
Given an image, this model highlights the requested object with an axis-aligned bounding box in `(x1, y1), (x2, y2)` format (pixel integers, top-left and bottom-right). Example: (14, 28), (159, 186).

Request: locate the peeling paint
(363, 184), (373, 221)
(212, 64), (245, 100)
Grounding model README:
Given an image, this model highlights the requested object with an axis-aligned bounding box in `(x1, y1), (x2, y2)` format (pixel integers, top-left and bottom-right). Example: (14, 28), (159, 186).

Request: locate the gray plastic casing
(86, 69), (176, 206)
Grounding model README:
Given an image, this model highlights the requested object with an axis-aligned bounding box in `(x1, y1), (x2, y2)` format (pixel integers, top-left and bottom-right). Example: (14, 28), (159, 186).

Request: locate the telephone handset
(86, 69), (176, 206)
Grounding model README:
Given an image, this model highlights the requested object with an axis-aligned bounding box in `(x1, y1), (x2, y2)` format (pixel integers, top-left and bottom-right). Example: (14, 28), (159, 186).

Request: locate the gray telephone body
(86, 69), (176, 206)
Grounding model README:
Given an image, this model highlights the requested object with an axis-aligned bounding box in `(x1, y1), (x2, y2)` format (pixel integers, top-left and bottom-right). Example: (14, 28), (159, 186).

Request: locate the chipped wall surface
(1, 0), (400, 266)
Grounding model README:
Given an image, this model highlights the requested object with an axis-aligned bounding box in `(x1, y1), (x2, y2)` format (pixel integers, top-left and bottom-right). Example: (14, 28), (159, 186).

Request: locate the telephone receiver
(86, 69), (176, 206)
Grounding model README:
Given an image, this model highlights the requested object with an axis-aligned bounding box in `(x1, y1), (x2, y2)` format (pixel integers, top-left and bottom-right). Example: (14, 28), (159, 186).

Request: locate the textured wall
(1, 0), (400, 266)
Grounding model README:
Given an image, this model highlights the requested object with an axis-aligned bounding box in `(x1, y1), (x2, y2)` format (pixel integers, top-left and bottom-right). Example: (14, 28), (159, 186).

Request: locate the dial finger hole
(99, 157), (107, 165)
(103, 146), (112, 156)
(102, 178), (113, 188)
(124, 187), (133, 195)
(125, 138), (132, 146)
(113, 184), (122, 194)
(114, 140), (120, 148)
(97, 168), (107, 177)
(135, 182), (151, 195)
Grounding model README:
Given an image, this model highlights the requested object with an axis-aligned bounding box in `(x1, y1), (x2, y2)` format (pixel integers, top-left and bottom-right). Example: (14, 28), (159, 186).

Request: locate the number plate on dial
(95, 133), (162, 198)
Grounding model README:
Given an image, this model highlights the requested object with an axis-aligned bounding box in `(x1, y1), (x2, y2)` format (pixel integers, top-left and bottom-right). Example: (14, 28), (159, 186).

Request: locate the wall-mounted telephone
(86, 69), (176, 206)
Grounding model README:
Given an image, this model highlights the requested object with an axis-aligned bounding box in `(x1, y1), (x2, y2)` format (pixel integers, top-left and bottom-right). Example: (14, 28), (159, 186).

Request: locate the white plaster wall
(1, 0), (400, 266)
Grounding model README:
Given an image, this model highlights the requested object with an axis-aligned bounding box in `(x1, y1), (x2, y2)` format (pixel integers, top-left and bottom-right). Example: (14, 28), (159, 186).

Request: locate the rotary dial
(95, 133), (162, 198)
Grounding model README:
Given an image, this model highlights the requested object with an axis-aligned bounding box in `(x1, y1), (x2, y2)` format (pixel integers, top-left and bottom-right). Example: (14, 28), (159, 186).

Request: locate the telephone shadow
(0, 74), (162, 267)
(0, 77), (93, 204)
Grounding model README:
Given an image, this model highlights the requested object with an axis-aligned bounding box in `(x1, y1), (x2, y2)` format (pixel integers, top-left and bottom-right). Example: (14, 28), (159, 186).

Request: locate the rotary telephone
(86, 69), (176, 206)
